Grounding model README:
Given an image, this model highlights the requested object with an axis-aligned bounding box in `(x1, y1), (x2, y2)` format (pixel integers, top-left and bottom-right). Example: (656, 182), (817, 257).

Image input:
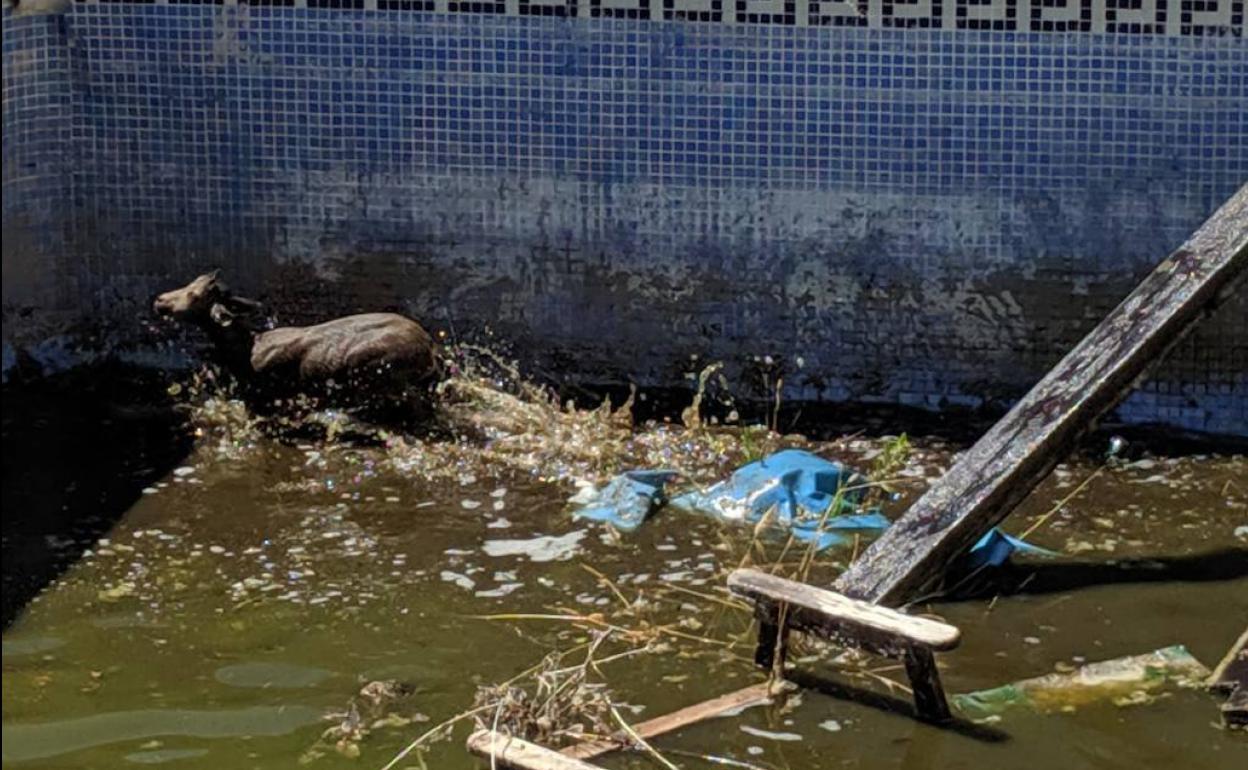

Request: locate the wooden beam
(754, 619), (789, 672)
(1209, 626), (1248, 694)
(835, 185), (1248, 605)
(728, 568), (961, 654)
(560, 683), (773, 760)
(1210, 626), (1248, 728)
(1222, 687), (1248, 729)
(467, 731), (607, 770)
(902, 647), (951, 721)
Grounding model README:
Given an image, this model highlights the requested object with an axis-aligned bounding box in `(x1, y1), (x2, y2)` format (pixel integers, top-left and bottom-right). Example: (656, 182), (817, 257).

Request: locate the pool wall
(3, 2), (1245, 433)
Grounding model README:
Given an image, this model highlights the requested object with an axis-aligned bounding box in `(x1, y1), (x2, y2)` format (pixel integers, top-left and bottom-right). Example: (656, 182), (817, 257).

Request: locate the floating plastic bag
(952, 645), (1210, 718)
(961, 529), (1058, 572)
(568, 450), (1053, 560)
(668, 450), (887, 550)
(569, 470), (678, 532)
(569, 450), (885, 549)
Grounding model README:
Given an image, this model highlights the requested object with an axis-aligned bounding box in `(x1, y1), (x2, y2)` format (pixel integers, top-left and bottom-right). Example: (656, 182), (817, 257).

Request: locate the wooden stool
(728, 568), (961, 721)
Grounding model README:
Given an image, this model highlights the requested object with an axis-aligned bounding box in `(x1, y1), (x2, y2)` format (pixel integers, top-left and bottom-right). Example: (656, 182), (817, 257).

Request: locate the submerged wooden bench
(728, 568), (961, 720)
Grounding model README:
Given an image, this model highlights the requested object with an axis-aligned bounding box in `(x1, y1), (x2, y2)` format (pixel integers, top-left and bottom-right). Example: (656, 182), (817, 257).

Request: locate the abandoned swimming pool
(2, 366), (1245, 769)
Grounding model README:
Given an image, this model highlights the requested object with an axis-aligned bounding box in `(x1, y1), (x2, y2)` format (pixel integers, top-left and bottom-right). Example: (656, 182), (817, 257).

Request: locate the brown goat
(153, 271), (440, 417)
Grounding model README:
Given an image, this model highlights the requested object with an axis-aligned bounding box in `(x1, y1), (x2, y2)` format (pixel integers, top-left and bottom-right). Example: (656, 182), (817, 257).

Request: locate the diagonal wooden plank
(1209, 626), (1248, 694)
(468, 730), (609, 770)
(835, 185), (1248, 606)
(1210, 626), (1248, 728)
(560, 683), (773, 760)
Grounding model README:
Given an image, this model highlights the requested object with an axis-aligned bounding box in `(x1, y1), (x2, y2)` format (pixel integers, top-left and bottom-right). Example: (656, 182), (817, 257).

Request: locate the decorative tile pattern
(56, 0), (1248, 35)
(2, 6), (1246, 433)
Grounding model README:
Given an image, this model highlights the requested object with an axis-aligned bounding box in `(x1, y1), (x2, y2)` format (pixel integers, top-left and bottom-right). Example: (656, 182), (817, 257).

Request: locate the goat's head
(153, 270), (265, 329)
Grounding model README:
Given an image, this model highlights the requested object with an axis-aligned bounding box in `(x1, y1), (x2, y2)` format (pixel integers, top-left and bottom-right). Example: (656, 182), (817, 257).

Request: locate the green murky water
(3, 370), (1246, 769)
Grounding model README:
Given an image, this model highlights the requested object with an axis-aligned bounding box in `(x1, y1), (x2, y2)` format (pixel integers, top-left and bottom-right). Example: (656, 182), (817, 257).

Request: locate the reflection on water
(2, 355), (1246, 769)
(123, 748), (211, 765)
(214, 662), (336, 690)
(2, 706), (323, 763)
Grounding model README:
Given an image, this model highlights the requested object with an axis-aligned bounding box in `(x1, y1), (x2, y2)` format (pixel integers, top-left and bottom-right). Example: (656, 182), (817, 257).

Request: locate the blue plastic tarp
(569, 470), (678, 532)
(667, 450), (885, 550)
(568, 449), (1054, 566)
(963, 529), (1058, 570)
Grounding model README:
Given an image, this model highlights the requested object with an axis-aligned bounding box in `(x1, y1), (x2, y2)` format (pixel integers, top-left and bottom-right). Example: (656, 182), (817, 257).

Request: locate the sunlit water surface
(4, 366), (1246, 770)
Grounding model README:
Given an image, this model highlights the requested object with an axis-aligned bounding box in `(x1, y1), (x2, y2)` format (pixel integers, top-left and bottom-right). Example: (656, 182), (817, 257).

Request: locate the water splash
(174, 345), (790, 489)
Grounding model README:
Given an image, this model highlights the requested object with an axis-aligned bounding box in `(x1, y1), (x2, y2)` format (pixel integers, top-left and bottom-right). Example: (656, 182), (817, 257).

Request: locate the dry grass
(471, 634), (618, 749)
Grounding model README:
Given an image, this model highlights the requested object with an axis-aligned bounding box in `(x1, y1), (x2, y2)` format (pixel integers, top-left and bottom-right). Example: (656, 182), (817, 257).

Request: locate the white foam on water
(481, 530), (587, 562)
(440, 571), (476, 591)
(739, 725), (803, 741)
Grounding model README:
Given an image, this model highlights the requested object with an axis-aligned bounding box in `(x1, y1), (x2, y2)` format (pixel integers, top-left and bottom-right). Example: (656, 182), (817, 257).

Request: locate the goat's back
(251, 313), (437, 383)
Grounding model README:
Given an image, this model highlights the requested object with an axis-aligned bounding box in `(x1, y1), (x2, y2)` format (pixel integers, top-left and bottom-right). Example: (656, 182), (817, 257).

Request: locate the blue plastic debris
(570, 470), (678, 531)
(568, 449), (1054, 566)
(962, 529), (1058, 571)
(668, 450), (886, 550)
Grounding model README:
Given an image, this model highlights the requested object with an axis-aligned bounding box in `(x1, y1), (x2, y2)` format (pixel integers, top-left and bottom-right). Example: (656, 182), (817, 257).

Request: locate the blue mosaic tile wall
(2, 13), (74, 316)
(3, 2), (1246, 433)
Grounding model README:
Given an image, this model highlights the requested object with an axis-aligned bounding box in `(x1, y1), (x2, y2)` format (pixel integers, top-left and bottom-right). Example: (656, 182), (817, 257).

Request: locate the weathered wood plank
(728, 568), (961, 653)
(561, 683), (773, 760)
(1223, 687), (1248, 728)
(1209, 626), (1248, 694)
(754, 619), (789, 671)
(902, 647), (951, 721)
(1210, 626), (1248, 728)
(467, 730), (607, 770)
(836, 185), (1248, 605)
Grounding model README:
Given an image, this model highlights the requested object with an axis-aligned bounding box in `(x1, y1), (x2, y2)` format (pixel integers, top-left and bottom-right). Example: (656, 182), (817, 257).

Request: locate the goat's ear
(210, 303), (235, 327)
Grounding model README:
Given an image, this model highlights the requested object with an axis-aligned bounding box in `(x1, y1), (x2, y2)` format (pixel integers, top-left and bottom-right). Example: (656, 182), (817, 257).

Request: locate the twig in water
(378, 704), (494, 770)
(664, 747), (780, 770)
(1019, 464), (1105, 541)
(489, 701), (503, 770)
(610, 702), (681, 770)
(581, 563), (634, 612)
(771, 377), (784, 434)
(660, 583), (750, 612)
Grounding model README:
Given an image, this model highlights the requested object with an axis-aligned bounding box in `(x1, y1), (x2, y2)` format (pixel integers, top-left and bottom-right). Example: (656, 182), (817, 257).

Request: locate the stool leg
(903, 647), (951, 722)
(755, 619), (790, 673)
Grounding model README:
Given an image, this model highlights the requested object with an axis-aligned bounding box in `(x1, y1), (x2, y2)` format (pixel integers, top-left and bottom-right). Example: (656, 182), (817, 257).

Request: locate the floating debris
(471, 646), (617, 750)
(953, 645), (1211, 719)
(570, 471), (679, 531)
(738, 725), (803, 741)
(303, 680), (428, 763)
(440, 571), (476, 591)
(98, 582), (137, 602)
(481, 531), (587, 563)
